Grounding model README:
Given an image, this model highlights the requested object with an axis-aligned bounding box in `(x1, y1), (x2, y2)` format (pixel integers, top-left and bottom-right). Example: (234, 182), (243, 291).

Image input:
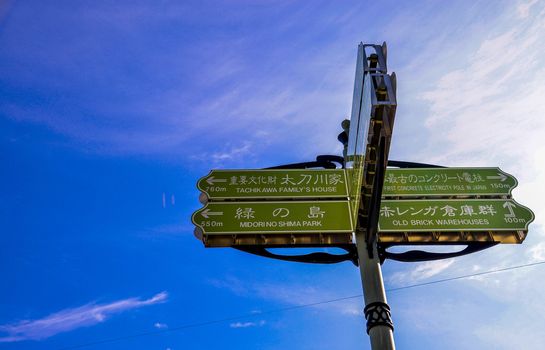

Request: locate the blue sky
(1, 0), (545, 349)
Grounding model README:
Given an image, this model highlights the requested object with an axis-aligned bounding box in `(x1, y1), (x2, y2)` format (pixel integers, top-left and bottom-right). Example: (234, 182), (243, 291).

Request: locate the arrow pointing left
(206, 176), (227, 185)
(201, 208), (223, 219)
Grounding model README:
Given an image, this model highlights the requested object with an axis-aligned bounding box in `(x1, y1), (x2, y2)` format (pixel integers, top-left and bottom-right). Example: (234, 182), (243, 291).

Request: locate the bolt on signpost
(190, 42), (535, 350)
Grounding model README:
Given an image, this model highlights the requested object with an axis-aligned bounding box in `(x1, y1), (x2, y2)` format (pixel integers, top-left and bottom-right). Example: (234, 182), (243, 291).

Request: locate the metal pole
(355, 232), (395, 350)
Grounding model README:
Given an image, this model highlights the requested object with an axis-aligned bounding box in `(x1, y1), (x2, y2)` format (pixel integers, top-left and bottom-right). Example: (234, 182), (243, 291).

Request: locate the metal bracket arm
(380, 243), (498, 262)
(265, 155), (344, 170)
(234, 246), (358, 265)
(229, 157), (499, 264)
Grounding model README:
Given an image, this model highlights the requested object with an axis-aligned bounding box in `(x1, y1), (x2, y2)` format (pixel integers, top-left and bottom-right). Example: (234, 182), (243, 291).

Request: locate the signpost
(197, 169), (348, 200)
(192, 200), (353, 234)
(383, 167), (517, 197)
(189, 42), (535, 350)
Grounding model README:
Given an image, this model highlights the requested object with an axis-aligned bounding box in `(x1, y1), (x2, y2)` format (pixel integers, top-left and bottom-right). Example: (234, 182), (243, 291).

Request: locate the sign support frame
(348, 42), (397, 350)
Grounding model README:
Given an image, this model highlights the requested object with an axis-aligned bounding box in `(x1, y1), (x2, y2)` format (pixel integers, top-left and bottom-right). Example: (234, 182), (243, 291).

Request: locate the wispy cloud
(0, 291), (168, 342)
(229, 320), (266, 329)
(209, 276), (361, 317)
(419, 1), (545, 169)
(154, 322), (168, 329)
(0, 1), (368, 164)
(517, 0), (538, 18)
(528, 239), (545, 262)
(410, 0), (545, 293)
(389, 259), (455, 285)
(192, 141), (256, 168)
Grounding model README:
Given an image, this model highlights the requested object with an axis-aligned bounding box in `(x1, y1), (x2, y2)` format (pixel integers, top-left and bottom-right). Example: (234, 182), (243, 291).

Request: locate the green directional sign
(382, 167), (517, 197)
(197, 169), (348, 200)
(192, 201), (353, 234)
(378, 199), (534, 232)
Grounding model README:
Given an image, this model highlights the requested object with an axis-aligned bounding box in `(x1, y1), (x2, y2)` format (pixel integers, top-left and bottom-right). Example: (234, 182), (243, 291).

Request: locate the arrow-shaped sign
(192, 200), (353, 235)
(197, 169), (349, 200)
(200, 208), (223, 218)
(382, 167), (517, 197)
(378, 198), (534, 233)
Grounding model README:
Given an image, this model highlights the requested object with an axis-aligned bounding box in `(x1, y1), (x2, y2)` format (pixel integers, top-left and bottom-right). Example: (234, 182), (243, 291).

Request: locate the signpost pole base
(356, 232), (395, 350)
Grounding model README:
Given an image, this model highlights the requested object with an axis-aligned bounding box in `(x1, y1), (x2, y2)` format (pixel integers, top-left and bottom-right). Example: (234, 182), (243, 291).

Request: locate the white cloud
(209, 141), (253, 166)
(229, 320), (266, 329)
(154, 322), (168, 329)
(255, 283), (361, 316)
(207, 276), (250, 296)
(389, 259), (455, 285)
(410, 259), (455, 280)
(209, 276), (361, 317)
(528, 241), (545, 262)
(517, 0), (538, 18)
(0, 292), (168, 342)
(419, 2), (545, 169)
